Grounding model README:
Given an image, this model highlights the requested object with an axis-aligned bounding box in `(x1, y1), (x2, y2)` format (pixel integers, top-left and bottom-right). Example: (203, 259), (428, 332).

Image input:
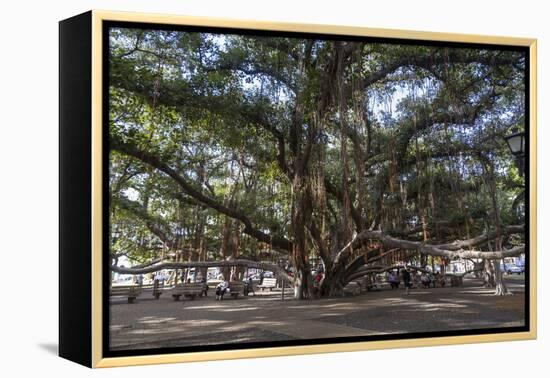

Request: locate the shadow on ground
(38, 343), (58, 355)
(109, 277), (526, 350)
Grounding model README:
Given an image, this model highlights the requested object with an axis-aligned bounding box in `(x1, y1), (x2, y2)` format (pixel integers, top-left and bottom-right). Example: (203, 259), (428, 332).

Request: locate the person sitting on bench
(388, 271), (399, 289)
(421, 272), (432, 288)
(215, 281), (228, 300)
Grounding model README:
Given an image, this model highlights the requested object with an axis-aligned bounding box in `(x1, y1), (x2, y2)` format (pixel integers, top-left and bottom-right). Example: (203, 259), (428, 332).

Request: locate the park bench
(343, 281), (361, 296)
(110, 285), (142, 304)
(137, 283), (164, 299)
(449, 275), (463, 287)
(257, 277), (277, 291)
(228, 281), (245, 298)
(170, 283), (207, 300)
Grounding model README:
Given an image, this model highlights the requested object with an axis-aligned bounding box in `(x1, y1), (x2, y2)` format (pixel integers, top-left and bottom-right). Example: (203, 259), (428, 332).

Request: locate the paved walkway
(109, 277), (525, 350)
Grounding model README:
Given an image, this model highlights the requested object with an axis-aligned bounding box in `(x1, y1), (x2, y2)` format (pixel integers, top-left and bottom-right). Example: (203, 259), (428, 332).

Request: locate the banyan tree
(108, 27), (526, 299)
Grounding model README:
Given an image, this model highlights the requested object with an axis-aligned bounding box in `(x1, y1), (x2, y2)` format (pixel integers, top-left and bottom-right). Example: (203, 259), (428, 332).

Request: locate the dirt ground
(109, 276), (525, 351)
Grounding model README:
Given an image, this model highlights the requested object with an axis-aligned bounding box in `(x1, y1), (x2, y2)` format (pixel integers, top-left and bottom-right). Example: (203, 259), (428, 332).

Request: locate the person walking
(402, 267), (412, 294)
(245, 276), (255, 296)
(201, 278), (209, 297)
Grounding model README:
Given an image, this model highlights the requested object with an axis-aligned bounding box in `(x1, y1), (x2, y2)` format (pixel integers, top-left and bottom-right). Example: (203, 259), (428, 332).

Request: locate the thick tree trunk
(319, 270), (346, 297)
(291, 222), (313, 299)
(292, 267), (312, 299)
(318, 241), (374, 298)
(193, 204), (208, 281)
(493, 259), (512, 296)
(481, 155), (512, 296)
(483, 259), (496, 288)
(220, 216), (233, 280)
(291, 176), (313, 299)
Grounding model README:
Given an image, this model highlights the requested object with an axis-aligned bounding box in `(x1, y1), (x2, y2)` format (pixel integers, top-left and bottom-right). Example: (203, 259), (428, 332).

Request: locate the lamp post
(504, 131), (525, 177)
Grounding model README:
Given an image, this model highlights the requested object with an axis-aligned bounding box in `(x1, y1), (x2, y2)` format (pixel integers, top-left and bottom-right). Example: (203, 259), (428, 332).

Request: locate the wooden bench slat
(170, 283), (208, 300)
(257, 278), (277, 291)
(228, 282), (245, 298)
(110, 285), (143, 303)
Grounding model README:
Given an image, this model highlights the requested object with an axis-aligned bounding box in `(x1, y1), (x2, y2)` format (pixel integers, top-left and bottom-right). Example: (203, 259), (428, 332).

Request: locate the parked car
(502, 264), (523, 275)
(115, 275), (133, 284)
(248, 271), (274, 281)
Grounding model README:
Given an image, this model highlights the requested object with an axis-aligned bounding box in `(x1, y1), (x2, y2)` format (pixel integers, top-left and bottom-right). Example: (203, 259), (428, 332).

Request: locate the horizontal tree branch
(436, 225), (524, 251)
(112, 259), (293, 283)
(355, 229), (525, 260)
(115, 196), (180, 250)
(347, 264), (484, 282)
(123, 258), (162, 270)
(360, 49), (521, 92)
(111, 137), (293, 252)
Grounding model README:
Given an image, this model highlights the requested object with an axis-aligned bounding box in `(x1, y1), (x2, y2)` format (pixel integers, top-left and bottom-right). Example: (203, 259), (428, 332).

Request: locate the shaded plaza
(110, 276), (525, 350)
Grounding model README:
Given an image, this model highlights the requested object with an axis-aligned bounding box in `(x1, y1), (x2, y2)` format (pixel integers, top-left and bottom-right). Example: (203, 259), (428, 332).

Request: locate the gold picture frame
(59, 10), (537, 368)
